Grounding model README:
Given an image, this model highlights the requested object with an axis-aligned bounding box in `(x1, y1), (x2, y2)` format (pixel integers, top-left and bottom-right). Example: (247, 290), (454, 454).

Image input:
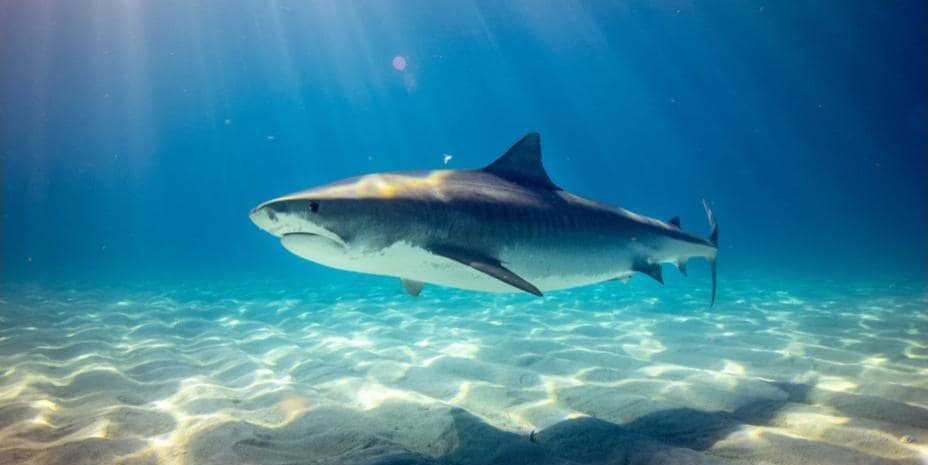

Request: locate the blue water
(4, 1), (925, 282)
(2, 2), (926, 465)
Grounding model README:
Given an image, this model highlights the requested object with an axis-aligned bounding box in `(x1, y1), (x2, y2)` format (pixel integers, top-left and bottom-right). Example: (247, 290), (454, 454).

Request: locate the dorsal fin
(483, 133), (558, 189)
(667, 216), (681, 228)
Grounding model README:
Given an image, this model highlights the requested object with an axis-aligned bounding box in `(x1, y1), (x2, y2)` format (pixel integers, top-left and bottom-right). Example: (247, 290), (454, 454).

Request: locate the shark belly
(282, 236), (511, 291)
(498, 244), (636, 292)
(282, 233), (635, 293)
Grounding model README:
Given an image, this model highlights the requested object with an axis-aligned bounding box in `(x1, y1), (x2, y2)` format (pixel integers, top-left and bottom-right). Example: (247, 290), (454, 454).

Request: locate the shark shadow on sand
(183, 381), (925, 465)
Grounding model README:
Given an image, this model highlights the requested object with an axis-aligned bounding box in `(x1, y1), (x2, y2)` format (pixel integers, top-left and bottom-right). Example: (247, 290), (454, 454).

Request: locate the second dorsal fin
(482, 133), (558, 189)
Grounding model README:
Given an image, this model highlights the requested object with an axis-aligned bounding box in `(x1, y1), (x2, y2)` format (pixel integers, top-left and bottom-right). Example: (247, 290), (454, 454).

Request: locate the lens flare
(392, 55), (407, 71)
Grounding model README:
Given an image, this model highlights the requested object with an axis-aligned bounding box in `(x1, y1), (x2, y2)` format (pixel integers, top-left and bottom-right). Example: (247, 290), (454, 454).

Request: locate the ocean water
(2, 2), (926, 465)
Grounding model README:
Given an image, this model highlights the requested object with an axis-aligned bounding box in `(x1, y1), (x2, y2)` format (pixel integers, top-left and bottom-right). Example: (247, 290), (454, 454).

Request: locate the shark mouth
(280, 232), (349, 264)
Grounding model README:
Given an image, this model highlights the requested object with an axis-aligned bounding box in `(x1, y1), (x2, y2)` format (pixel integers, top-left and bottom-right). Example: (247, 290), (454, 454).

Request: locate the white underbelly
(282, 236), (625, 293)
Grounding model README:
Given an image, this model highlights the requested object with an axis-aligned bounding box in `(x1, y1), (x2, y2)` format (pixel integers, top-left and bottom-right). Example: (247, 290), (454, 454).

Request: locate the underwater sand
(0, 277), (926, 465)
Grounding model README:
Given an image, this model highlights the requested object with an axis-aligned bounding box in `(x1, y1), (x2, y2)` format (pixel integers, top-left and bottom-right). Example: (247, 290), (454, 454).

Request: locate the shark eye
(309, 201), (320, 213)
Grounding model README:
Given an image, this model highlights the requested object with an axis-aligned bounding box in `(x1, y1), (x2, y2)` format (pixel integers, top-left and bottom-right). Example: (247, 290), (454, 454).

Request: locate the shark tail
(703, 199), (719, 306)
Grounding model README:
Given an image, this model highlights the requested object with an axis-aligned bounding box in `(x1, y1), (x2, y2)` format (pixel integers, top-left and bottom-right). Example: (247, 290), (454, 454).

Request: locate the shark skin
(250, 133), (719, 304)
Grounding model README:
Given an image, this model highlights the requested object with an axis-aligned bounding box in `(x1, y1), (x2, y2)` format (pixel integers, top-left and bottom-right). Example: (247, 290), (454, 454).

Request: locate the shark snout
(249, 204), (279, 234)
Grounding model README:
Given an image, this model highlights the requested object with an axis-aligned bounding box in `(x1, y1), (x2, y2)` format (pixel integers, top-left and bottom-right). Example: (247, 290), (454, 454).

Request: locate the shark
(250, 133), (719, 304)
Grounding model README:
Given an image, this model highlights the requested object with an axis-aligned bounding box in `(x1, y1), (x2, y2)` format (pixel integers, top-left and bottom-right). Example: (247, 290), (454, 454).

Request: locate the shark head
(249, 181), (361, 265)
(249, 171), (450, 266)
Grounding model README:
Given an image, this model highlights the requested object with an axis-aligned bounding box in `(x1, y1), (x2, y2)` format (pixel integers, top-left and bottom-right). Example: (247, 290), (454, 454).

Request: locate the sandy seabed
(1, 277), (926, 465)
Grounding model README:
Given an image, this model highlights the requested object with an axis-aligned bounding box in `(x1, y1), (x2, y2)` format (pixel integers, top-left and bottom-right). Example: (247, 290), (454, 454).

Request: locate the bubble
(392, 55), (407, 71)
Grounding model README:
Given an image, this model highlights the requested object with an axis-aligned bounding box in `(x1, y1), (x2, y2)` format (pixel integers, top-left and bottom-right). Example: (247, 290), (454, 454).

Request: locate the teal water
(2, 1), (926, 464)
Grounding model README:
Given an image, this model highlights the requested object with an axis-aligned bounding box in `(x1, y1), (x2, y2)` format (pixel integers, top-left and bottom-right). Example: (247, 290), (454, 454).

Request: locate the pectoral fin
(401, 278), (425, 297)
(428, 246), (543, 296)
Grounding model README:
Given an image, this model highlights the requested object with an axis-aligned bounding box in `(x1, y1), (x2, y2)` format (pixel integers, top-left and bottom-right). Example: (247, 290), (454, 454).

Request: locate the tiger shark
(250, 133), (719, 304)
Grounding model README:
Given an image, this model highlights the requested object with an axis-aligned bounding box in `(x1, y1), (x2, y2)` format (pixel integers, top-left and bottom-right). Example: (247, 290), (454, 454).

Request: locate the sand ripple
(1, 278), (926, 464)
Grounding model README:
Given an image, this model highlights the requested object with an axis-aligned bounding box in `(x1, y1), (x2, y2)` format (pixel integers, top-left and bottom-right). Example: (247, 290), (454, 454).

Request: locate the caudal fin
(702, 199), (718, 306)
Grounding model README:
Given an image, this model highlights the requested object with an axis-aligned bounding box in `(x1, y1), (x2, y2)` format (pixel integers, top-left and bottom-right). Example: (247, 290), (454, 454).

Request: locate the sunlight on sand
(815, 376), (858, 393)
(0, 280), (926, 464)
